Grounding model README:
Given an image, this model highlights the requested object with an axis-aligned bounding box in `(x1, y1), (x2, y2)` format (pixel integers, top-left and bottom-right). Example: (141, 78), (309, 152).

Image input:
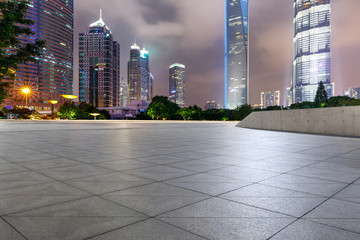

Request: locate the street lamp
(61, 95), (78, 101)
(46, 100), (59, 119)
(21, 87), (31, 108)
(90, 113), (100, 120)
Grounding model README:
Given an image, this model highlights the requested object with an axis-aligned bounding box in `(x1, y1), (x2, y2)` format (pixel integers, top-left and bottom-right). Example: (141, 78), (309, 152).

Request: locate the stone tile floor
(0, 120), (360, 239)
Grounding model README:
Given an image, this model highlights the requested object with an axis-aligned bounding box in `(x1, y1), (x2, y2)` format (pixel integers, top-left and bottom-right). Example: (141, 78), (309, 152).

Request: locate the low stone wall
(237, 106), (360, 137)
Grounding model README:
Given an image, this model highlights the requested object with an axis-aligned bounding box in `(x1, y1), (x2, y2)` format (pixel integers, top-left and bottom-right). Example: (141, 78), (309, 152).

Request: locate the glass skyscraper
(169, 63), (185, 108)
(292, 0), (334, 103)
(225, 0), (248, 109)
(3, 0), (73, 110)
(128, 43), (152, 103)
(79, 11), (120, 108)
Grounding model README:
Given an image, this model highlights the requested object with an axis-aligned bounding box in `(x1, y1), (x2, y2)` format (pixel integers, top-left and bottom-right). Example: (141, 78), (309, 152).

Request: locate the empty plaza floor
(0, 120), (360, 240)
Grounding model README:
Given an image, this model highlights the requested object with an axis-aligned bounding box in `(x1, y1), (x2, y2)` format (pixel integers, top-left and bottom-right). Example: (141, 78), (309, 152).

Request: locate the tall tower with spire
(79, 10), (120, 107)
(128, 42), (152, 103)
(225, 0), (249, 109)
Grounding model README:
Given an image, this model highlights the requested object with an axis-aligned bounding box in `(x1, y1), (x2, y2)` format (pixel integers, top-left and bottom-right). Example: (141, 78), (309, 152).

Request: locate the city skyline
(74, 0), (360, 107)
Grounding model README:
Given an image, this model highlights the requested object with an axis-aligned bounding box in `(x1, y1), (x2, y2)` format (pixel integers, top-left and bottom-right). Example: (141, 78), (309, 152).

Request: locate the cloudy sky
(74, 0), (360, 107)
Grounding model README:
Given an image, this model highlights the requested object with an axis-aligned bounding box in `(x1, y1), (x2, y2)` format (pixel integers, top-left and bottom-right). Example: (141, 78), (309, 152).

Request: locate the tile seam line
(0, 216), (29, 240)
(268, 175), (360, 239)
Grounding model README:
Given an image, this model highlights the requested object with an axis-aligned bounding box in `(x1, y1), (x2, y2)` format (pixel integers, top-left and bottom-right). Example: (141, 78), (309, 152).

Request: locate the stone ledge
(237, 106), (360, 137)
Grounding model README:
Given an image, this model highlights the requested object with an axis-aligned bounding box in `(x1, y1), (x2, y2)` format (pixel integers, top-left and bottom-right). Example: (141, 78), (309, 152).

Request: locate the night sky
(74, 0), (360, 107)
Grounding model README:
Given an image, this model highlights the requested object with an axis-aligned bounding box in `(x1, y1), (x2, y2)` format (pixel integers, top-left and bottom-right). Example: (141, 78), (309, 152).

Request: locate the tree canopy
(147, 96), (180, 120)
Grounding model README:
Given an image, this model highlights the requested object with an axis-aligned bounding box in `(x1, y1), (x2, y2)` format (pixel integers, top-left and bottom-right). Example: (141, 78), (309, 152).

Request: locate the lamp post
(21, 87), (31, 108)
(47, 100), (59, 119)
(90, 113), (100, 120)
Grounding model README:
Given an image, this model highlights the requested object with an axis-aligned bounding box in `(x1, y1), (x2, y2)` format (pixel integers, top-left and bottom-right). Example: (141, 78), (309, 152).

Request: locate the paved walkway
(0, 120), (360, 240)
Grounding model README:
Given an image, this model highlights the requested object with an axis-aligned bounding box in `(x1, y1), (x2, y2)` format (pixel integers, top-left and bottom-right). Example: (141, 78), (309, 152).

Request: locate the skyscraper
(79, 10), (120, 108)
(225, 0), (249, 109)
(292, 0), (334, 103)
(3, 0), (74, 110)
(128, 43), (152, 103)
(169, 63), (185, 107)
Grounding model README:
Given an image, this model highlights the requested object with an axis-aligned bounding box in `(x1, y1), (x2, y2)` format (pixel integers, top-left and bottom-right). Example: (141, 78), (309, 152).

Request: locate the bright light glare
(22, 88), (30, 94)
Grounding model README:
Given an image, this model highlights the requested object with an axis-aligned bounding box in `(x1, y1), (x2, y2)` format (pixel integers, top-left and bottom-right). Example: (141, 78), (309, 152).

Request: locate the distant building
(120, 77), (128, 108)
(128, 43), (152, 103)
(169, 63), (186, 107)
(344, 87), (360, 99)
(79, 10), (120, 107)
(261, 91), (280, 109)
(225, 0), (249, 109)
(204, 101), (220, 110)
(291, 0), (334, 103)
(149, 73), (154, 101)
(2, 0), (74, 111)
(287, 87), (292, 107)
(98, 100), (149, 120)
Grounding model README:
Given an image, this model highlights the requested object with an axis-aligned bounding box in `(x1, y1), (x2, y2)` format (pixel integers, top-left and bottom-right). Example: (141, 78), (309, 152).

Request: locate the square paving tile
(103, 182), (209, 216)
(221, 184), (326, 217)
(271, 219), (360, 240)
(88, 218), (207, 240)
(260, 174), (348, 197)
(304, 199), (360, 233)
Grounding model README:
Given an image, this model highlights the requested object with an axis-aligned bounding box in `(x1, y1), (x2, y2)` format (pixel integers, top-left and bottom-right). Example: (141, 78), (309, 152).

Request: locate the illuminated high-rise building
(3, 0), (74, 110)
(225, 0), (248, 109)
(128, 43), (152, 102)
(292, 0), (334, 103)
(79, 10), (120, 107)
(169, 63), (185, 107)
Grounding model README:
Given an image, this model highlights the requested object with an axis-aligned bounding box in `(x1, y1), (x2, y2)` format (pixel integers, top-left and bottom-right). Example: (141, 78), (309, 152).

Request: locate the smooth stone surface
(1, 121), (360, 239)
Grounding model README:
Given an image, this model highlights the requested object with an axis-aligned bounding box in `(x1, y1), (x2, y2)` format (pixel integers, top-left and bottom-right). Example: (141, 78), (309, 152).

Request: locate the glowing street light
(21, 87), (31, 108)
(90, 113), (100, 120)
(61, 95), (78, 100)
(46, 100), (59, 119)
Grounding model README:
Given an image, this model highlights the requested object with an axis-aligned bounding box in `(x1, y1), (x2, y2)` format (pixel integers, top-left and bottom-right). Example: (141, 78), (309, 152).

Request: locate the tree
(177, 105), (203, 120)
(289, 101), (317, 109)
(147, 96), (180, 120)
(0, 0), (46, 103)
(202, 109), (231, 121)
(314, 81), (328, 107)
(57, 102), (77, 120)
(231, 104), (253, 121)
(147, 102), (169, 120)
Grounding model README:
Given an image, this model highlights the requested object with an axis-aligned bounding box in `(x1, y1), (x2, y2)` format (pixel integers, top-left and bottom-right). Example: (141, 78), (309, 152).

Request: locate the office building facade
(225, 0), (249, 109)
(3, 0), (74, 110)
(261, 91), (280, 109)
(169, 63), (186, 107)
(128, 43), (152, 103)
(79, 11), (120, 107)
(292, 0), (334, 103)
